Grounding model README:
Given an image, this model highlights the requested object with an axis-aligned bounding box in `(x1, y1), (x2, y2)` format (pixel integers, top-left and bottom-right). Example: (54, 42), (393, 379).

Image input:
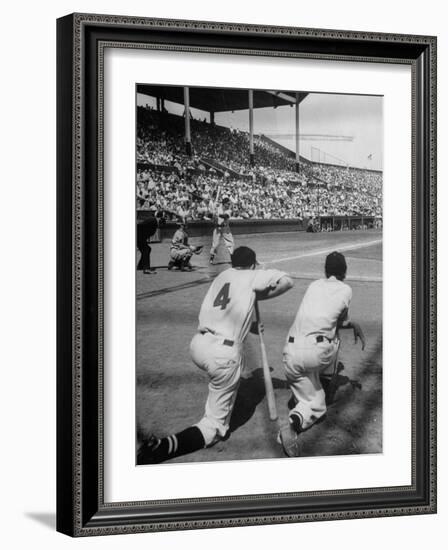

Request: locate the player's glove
(191, 245), (204, 255)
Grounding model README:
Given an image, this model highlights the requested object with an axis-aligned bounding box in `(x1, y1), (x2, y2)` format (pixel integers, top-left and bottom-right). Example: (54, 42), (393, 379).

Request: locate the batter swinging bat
(255, 302), (301, 457)
(214, 184), (221, 206)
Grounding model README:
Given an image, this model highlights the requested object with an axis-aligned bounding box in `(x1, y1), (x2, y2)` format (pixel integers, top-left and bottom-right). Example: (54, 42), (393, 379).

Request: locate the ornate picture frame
(56, 13), (436, 536)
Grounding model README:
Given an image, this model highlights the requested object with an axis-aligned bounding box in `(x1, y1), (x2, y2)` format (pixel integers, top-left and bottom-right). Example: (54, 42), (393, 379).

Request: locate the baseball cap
(325, 251), (347, 279)
(231, 246), (258, 268)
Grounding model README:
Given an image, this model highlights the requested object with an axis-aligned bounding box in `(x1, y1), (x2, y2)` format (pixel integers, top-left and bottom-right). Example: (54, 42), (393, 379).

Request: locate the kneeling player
(168, 221), (203, 271)
(138, 246), (293, 464)
(283, 251), (366, 433)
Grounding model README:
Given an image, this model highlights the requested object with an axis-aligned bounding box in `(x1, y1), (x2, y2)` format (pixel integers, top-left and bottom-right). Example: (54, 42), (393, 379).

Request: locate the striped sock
(166, 434), (179, 456)
(139, 427), (205, 464)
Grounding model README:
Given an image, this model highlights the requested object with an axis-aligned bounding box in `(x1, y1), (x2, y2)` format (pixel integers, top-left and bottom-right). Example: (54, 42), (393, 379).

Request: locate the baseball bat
(255, 302), (301, 456)
(215, 184), (221, 205)
(212, 185), (222, 217)
(255, 302), (278, 421)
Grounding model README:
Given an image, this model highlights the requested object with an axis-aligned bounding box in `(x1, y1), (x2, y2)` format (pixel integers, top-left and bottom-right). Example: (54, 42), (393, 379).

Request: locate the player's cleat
(137, 435), (162, 465)
(167, 261), (175, 270)
(289, 412), (303, 434)
(143, 269), (157, 275)
(179, 259), (193, 271)
(277, 423), (301, 457)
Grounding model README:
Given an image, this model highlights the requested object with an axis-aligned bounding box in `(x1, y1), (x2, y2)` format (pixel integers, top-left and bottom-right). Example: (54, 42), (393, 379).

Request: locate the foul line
(261, 238), (382, 265)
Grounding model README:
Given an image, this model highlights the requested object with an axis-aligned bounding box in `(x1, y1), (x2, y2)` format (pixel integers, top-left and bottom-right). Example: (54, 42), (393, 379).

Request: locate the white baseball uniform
(283, 276), (352, 430)
(210, 206), (234, 259)
(190, 266), (287, 446)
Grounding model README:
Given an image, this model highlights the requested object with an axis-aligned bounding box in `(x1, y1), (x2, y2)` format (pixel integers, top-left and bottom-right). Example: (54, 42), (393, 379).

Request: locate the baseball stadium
(136, 85), (382, 463)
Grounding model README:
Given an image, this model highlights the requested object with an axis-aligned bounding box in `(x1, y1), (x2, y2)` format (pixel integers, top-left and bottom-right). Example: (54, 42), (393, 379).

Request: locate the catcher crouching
(168, 220), (203, 271)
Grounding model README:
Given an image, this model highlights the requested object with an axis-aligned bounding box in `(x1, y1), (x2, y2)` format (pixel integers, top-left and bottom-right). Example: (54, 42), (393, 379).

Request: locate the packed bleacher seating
(136, 106), (382, 221)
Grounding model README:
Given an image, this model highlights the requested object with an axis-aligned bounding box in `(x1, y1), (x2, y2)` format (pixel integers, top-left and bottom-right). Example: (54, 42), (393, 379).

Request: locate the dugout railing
(319, 215), (381, 231)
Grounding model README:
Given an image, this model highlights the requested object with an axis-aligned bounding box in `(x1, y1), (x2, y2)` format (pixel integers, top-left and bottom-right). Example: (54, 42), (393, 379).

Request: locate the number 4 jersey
(198, 267), (288, 343)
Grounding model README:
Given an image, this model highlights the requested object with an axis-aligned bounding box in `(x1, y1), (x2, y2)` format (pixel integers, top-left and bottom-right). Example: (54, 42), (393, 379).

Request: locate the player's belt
(199, 328), (234, 347)
(288, 335), (333, 344)
(315, 335), (333, 344)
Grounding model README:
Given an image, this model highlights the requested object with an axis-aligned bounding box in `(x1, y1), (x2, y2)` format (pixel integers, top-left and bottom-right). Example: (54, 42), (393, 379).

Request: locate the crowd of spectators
(137, 107), (296, 175)
(136, 106), (382, 221)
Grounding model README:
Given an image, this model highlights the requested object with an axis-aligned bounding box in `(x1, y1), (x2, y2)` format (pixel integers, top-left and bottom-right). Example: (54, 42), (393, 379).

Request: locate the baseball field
(136, 229), (382, 463)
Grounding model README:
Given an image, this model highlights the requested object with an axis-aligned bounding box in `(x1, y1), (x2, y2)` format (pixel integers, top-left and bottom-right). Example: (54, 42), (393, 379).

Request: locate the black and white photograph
(1, 0), (442, 544)
(135, 85), (383, 465)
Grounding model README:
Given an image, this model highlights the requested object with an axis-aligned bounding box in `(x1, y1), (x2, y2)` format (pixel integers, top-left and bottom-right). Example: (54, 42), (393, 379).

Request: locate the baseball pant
(189, 332), (242, 446)
(282, 335), (339, 430)
(170, 248), (193, 262)
(210, 229), (234, 258)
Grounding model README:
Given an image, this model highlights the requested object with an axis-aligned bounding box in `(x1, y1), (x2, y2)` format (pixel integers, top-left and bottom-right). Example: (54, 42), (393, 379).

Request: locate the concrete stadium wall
(160, 218), (306, 238)
(137, 212), (380, 241)
(136, 212), (306, 239)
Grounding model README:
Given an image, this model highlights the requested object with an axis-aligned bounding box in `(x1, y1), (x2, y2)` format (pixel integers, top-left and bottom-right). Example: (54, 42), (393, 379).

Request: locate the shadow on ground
(25, 512), (56, 530)
(229, 334), (382, 459)
(229, 368), (286, 433)
(292, 336), (383, 456)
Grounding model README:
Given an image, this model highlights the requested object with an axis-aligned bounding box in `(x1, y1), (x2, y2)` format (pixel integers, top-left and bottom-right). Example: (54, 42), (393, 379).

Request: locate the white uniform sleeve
(344, 285), (353, 308)
(252, 269), (288, 292)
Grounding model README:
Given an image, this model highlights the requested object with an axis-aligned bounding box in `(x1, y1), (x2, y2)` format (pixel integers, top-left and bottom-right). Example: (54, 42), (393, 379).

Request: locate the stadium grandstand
(136, 85), (382, 231)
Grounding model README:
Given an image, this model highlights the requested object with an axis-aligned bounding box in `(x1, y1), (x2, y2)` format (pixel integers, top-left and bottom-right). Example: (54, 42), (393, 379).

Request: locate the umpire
(137, 206), (159, 274)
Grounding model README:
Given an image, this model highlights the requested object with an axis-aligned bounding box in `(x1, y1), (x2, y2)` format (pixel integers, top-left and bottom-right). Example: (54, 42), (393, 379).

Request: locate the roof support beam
(183, 86), (192, 156)
(266, 90), (297, 104)
(295, 92), (300, 171)
(249, 89), (254, 166)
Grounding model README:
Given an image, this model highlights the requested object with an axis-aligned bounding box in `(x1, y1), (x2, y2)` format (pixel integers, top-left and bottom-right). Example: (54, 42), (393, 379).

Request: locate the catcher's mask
(325, 251), (347, 280)
(231, 246), (258, 269)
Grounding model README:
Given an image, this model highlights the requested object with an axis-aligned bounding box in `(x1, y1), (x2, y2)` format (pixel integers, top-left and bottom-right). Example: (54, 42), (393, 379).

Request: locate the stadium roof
(137, 85), (308, 113)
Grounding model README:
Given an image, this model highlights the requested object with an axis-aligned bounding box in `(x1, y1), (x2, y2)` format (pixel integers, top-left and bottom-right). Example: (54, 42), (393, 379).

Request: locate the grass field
(136, 229), (382, 464)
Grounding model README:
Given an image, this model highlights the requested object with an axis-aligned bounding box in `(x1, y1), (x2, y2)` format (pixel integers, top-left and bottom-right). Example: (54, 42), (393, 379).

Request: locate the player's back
(199, 266), (287, 342)
(198, 268), (258, 343)
(199, 268), (270, 342)
(290, 276), (352, 340)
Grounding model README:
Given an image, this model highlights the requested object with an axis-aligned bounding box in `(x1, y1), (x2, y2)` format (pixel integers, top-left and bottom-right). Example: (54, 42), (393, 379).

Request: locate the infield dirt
(136, 229), (382, 463)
